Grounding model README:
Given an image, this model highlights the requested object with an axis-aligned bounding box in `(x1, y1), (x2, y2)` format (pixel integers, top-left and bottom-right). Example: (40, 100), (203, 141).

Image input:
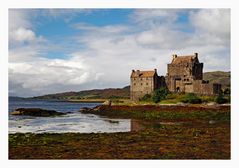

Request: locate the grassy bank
(82, 105), (230, 122)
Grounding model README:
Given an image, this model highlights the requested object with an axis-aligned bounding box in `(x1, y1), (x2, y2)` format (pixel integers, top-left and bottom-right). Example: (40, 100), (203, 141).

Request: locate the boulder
(79, 106), (102, 113)
(79, 107), (91, 112)
(92, 105), (101, 111)
(11, 108), (66, 117)
(102, 100), (112, 106)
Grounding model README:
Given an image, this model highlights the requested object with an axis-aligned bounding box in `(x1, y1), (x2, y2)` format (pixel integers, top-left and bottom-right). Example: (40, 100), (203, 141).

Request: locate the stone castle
(130, 53), (221, 101)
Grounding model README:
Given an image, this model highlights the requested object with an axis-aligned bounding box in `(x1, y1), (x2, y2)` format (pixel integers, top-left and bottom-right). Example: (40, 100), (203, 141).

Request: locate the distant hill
(31, 71), (230, 100)
(32, 86), (130, 100)
(203, 71), (230, 89)
(9, 96), (25, 100)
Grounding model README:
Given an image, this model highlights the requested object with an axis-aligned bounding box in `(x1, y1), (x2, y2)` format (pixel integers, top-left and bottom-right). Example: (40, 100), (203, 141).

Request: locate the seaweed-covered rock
(79, 105), (102, 113)
(11, 108), (66, 117)
(79, 107), (91, 113)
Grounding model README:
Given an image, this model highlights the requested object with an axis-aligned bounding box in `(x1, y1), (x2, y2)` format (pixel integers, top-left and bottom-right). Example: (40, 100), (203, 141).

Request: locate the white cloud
(9, 57), (105, 96)
(74, 23), (129, 34)
(131, 9), (183, 25)
(9, 9), (32, 31)
(10, 27), (36, 42)
(9, 10), (46, 46)
(9, 9), (231, 97)
(189, 9), (230, 44)
(135, 26), (189, 49)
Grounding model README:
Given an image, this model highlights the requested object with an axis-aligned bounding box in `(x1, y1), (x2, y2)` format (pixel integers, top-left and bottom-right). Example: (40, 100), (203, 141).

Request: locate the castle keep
(130, 53), (221, 101)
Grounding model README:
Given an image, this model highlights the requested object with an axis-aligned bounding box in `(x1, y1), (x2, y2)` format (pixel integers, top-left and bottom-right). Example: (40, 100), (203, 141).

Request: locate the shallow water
(9, 98), (131, 133)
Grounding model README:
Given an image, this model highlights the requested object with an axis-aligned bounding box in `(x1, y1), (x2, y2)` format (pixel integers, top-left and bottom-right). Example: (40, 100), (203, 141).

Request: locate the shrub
(140, 94), (151, 101)
(215, 93), (228, 104)
(199, 95), (215, 103)
(181, 93), (202, 104)
(224, 88), (230, 95)
(152, 87), (169, 103)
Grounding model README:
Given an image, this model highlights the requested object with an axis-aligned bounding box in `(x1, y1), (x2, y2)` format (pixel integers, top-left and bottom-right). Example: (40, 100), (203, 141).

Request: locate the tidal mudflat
(9, 104), (230, 159)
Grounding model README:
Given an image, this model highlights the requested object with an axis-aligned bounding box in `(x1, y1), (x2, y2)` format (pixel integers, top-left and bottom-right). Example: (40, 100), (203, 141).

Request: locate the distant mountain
(9, 96), (25, 100)
(32, 86), (130, 100)
(203, 71), (230, 89)
(31, 71), (230, 100)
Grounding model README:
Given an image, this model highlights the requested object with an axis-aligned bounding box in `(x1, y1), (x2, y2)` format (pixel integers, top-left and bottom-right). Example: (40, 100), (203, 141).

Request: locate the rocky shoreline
(11, 108), (67, 117)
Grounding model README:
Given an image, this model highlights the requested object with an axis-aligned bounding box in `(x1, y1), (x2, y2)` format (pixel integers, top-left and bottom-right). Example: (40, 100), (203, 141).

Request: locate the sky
(8, 9), (230, 97)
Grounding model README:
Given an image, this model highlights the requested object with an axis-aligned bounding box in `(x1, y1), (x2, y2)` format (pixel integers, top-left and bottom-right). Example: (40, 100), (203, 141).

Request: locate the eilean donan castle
(130, 53), (221, 101)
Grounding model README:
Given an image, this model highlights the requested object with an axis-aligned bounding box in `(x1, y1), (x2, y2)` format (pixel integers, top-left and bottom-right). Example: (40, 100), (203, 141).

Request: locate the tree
(224, 88), (230, 95)
(215, 93), (227, 104)
(140, 94), (151, 101)
(152, 87), (169, 103)
(181, 93), (202, 104)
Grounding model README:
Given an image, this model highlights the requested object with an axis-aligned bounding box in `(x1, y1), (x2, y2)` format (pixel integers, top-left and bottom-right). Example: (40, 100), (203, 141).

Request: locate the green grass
(83, 106), (230, 122)
(110, 93), (230, 105)
(160, 99), (180, 104)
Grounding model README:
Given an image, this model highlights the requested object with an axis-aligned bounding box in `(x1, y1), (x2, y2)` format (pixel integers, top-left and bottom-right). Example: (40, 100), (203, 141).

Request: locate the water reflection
(9, 115), (185, 134)
(130, 119), (183, 132)
(9, 113), (131, 134)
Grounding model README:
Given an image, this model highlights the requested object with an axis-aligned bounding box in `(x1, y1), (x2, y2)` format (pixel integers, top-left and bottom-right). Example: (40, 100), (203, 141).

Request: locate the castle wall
(191, 80), (221, 95)
(168, 64), (192, 78)
(185, 84), (193, 93)
(192, 63), (203, 80)
(130, 75), (157, 101)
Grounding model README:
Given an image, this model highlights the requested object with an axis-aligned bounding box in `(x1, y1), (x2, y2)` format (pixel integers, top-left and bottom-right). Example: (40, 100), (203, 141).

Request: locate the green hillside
(203, 71), (230, 89)
(32, 86), (130, 100)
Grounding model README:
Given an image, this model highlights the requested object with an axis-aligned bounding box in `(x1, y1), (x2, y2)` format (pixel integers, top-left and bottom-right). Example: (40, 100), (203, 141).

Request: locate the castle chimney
(194, 53), (198, 58)
(132, 69), (135, 73)
(172, 54), (177, 59)
(136, 70), (140, 74)
(154, 69), (157, 72)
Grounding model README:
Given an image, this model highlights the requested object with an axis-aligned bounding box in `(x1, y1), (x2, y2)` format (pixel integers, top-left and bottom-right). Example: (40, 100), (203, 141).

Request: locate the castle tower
(130, 69), (158, 101)
(166, 53), (203, 92)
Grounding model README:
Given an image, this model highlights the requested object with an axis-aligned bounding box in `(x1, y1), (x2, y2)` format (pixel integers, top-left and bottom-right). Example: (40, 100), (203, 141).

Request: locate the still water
(9, 97), (131, 133)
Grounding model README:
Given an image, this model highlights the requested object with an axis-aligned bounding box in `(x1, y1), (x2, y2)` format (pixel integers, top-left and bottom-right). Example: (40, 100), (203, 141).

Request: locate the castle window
(146, 83), (148, 85)
(140, 78), (143, 81)
(146, 77), (148, 80)
(134, 83), (136, 85)
(141, 83), (143, 85)
(187, 79), (189, 81)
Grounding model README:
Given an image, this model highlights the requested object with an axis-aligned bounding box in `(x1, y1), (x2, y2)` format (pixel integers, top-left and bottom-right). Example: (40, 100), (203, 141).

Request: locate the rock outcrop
(79, 105), (102, 113)
(11, 108), (66, 117)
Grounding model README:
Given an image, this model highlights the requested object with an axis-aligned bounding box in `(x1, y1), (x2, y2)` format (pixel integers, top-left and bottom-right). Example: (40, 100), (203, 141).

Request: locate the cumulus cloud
(190, 9), (230, 40)
(9, 9), (230, 97)
(10, 27), (36, 42)
(9, 57), (105, 96)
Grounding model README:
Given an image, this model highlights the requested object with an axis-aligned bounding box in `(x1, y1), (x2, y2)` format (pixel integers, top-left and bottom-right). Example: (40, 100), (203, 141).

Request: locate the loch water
(9, 97), (131, 133)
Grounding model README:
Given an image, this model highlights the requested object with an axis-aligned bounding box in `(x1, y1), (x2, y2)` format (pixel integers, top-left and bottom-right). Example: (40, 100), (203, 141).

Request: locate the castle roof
(171, 53), (199, 64)
(131, 70), (157, 78)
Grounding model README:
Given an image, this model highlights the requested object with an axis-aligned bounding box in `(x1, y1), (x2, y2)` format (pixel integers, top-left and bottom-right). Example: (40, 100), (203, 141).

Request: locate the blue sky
(9, 9), (230, 97)
(31, 9), (134, 59)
